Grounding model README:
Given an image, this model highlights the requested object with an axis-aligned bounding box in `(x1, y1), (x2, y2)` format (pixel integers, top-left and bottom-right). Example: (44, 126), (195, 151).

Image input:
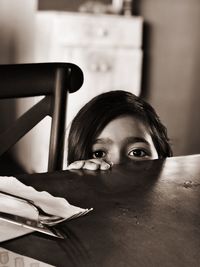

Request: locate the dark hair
(67, 90), (172, 164)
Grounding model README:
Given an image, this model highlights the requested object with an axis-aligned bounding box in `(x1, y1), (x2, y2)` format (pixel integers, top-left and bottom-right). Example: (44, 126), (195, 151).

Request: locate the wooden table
(2, 155), (200, 267)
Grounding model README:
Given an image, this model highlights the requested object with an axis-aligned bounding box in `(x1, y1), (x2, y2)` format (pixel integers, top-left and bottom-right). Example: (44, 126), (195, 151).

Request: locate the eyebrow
(94, 138), (113, 145)
(94, 137), (150, 146)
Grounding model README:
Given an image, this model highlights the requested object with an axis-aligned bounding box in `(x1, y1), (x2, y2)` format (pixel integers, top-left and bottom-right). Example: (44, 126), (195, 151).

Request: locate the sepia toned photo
(0, 0), (199, 266)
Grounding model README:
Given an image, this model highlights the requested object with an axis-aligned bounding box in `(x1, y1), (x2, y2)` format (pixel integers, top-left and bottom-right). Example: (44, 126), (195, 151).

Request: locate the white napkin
(0, 176), (92, 242)
(0, 247), (55, 266)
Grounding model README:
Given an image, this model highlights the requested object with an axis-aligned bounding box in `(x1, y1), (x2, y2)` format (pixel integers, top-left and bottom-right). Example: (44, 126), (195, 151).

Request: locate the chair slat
(48, 68), (68, 171)
(0, 96), (51, 156)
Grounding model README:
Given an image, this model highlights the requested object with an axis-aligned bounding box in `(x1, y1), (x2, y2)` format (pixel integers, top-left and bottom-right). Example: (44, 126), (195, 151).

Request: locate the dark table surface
(1, 154), (200, 267)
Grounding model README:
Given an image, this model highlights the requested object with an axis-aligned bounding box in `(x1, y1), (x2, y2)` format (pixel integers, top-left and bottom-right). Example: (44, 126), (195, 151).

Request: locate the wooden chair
(0, 63), (83, 172)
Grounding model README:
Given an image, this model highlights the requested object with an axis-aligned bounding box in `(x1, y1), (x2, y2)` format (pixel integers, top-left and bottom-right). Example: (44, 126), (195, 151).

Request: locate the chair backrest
(0, 63), (84, 172)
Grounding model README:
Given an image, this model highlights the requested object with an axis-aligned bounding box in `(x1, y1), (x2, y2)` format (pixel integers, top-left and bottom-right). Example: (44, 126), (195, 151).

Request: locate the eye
(92, 150), (106, 159)
(128, 149), (149, 158)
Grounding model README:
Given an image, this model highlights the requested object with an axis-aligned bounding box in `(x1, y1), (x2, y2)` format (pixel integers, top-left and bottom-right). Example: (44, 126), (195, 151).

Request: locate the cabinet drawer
(37, 11), (143, 48)
(56, 47), (143, 122)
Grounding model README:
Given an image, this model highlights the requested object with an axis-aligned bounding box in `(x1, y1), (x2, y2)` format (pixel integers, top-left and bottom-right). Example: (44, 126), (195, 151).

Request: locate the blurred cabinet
(33, 12), (143, 122)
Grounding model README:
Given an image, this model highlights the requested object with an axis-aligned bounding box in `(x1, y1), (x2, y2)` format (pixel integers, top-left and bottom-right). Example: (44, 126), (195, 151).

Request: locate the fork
(0, 191), (92, 226)
(0, 191), (66, 226)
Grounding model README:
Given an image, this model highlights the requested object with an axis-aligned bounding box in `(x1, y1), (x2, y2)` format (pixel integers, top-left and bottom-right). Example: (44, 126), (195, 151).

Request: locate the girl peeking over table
(66, 90), (172, 170)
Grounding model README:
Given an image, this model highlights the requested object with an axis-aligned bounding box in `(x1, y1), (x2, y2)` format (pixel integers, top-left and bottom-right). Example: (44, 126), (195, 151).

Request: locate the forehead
(97, 115), (150, 140)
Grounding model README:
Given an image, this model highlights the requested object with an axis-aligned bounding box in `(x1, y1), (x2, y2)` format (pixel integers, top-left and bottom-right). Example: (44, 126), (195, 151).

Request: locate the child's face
(91, 115), (158, 164)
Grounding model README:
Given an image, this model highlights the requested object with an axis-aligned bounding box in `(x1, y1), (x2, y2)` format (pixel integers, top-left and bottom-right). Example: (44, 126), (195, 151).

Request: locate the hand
(67, 159), (112, 171)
